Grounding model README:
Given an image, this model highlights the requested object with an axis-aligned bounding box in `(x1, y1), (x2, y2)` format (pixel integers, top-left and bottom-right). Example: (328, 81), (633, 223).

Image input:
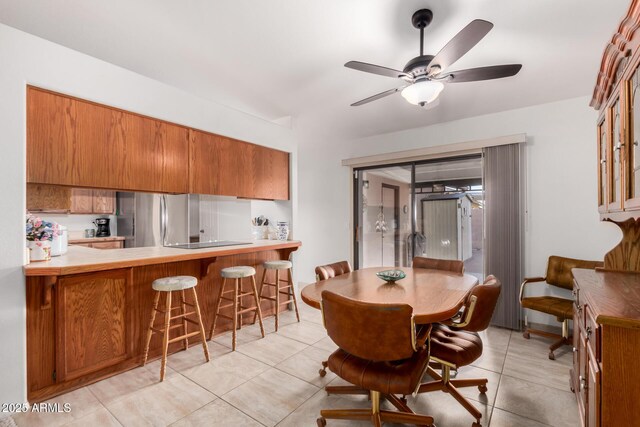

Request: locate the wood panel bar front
(25, 241), (301, 402)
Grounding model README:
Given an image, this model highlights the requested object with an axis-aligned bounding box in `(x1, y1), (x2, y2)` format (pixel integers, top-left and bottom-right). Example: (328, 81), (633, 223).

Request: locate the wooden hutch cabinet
(578, 1), (640, 426)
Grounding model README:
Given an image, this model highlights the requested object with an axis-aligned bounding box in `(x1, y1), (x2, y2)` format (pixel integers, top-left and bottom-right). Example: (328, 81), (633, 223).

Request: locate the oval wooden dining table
(301, 267), (479, 324)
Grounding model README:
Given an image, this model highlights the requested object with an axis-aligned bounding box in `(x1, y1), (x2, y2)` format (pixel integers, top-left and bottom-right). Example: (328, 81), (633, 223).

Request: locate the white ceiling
(0, 0), (630, 140)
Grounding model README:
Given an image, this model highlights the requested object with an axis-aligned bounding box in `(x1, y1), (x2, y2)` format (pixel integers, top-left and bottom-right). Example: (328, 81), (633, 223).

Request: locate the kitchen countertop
(68, 236), (125, 244)
(24, 239), (301, 276)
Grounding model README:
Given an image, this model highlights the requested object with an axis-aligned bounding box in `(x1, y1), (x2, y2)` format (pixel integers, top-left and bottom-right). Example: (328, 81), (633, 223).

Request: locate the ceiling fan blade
(351, 86), (407, 106)
(428, 20), (494, 74)
(442, 64), (522, 83)
(345, 61), (410, 79)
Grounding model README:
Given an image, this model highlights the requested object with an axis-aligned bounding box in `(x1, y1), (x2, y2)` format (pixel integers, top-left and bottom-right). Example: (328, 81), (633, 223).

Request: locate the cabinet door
(26, 184), (72, 213)
(609, 99), (623, 211)
(597, 118), (608, 212)
(252, 145), (290, 200)
(93, 190), (115, 214)
(71, 188), (94, 214)
(27, 87), (189, 193)
(586, 347), (601, 427)
(56, 269), (131, 381)
(121, 113), (189, 193)
(578, 333), (588, 424)
(27, 87), (80, 186)
(92, 241), (123, 249)
(626, 67), (640, 209)
(189, 130), (254, 197)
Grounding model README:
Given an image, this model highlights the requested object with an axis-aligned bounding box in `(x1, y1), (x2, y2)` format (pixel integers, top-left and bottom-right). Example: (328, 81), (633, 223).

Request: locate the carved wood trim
(604, 217), (640, 271)
(591, 0), (640, 110)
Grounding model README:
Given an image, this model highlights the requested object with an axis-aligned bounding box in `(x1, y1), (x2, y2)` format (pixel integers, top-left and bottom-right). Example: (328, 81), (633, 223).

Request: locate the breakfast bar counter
(25, 240), (301, 276)
(24, 240), (301, 402)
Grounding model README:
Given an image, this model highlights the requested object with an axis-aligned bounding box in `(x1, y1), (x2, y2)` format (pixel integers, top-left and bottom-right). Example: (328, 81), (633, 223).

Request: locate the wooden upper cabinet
(189, 131), (253, 197)
(27, 87), (189, 193)
(609, 97), (623, 211)
(28, 86), (288, 199)
(626, 63), (640, 210)
(92, 190), (115, 214)
(70, 188), (93, 214)
(597, 117), (608, 212)
(190, 129), (289, 200)
(252, 144), (289, 200)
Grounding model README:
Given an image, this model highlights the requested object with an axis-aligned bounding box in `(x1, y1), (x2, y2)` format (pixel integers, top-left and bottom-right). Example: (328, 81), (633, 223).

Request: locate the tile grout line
(84, 386), (125, 427)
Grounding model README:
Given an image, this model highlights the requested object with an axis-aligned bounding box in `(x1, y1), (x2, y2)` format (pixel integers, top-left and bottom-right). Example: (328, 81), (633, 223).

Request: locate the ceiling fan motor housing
(403, 55), (435, 77)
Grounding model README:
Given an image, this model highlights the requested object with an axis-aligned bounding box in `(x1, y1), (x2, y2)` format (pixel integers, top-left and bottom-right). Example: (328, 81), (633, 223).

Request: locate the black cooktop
(166, 241), (249, 249)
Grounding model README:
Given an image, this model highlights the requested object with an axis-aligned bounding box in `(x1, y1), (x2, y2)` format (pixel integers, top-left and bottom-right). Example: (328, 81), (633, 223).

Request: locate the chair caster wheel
(319, 369), (326, 377)
(317, 417), (327, 427)
(548, 352), (555, 360)
(478, 384), (488, 393)
(400, 396), (407, 404)
(523, 331), (530, 339)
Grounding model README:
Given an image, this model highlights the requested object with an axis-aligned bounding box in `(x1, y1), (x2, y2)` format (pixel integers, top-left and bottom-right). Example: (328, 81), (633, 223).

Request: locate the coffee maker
(94, 218), (111, 237)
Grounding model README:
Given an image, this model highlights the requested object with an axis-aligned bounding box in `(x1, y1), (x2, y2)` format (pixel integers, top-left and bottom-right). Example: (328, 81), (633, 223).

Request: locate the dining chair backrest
(413, 256), (464, 274)
(460, 275), (502, 332)
(315, 260), (353, 281)
(321, 290), (416, 362)
(544, 255), (603, 290)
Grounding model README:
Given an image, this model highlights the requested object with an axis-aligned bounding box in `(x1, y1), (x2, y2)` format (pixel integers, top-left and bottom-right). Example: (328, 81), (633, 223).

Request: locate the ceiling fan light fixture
(401, 80), (444, 106)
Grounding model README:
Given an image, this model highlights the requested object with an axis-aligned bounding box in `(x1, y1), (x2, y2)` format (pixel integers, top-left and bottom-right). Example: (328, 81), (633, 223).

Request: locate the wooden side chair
(520, 255), (603, 359)
(413, 256), (464, 274)
(416, 275), (502, 427)
(317, 290), (434, 427)
(315, 260), (353, 378)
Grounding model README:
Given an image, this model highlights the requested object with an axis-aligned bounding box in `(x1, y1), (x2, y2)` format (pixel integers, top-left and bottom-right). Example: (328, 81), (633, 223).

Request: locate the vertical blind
(483, 143), (524, 329)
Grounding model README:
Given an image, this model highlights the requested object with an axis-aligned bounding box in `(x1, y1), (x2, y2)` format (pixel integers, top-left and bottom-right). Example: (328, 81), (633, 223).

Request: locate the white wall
(297, 96), (621, 325)
(0, 23), (298, 405)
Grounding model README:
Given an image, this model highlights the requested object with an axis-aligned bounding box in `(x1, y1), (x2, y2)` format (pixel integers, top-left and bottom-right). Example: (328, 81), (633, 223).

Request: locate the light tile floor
(8, 304), (579, 427)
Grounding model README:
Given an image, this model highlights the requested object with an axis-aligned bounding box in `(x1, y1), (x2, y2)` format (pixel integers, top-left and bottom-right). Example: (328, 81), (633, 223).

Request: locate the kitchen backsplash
(40, 213), (118, 239)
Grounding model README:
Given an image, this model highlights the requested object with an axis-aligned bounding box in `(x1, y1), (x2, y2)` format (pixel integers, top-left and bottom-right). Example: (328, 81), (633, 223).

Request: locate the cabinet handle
(586, 326), (592, 337)
(572, 347), (577, 353)
(600, 159), (606, 164)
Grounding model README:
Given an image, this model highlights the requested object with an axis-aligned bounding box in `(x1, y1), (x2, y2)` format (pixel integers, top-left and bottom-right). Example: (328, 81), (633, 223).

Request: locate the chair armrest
(415, 324), (432, 349)
(519, 276), (547, 303)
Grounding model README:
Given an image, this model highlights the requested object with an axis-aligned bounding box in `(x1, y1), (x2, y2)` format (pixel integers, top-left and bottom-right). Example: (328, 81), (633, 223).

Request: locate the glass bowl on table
(376, 269), (406, 283)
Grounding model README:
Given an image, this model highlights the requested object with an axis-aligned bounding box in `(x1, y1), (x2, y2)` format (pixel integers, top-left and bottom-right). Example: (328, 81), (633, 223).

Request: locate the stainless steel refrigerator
(116, 192), (200, 248)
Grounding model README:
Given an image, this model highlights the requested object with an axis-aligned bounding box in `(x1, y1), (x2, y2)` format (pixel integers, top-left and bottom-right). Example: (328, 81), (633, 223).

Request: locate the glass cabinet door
(610, 98), (622, 210)
(628, 67), (640, 205)
(597, 119), (607, 210)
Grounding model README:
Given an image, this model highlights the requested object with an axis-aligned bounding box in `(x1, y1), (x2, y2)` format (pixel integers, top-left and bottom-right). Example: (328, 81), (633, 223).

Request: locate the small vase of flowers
(26, 214), (58, 262)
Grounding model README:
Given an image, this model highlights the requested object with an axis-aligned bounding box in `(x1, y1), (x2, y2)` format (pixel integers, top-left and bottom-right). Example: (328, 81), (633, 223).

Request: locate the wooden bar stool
(257, 260), (300, 331)
(210, 266), (265, 350)
(142, 275), (210, 381)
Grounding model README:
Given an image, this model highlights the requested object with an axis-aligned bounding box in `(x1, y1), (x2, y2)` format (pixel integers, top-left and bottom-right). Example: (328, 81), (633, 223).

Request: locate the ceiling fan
(345, 9), (522, 107)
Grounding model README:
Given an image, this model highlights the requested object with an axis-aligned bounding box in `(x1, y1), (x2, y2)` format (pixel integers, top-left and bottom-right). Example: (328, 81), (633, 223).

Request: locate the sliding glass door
(354, 166), (412, 268)
(354, 156), (484, 278)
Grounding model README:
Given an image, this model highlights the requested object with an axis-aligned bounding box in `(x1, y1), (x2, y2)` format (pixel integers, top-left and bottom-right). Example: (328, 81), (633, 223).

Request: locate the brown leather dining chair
(315, 260), (352, 378)
(520, 255), (603, 359)
(317, 290), (435, 427)
(315, 260), (352, 281)
(417, 275), (501, 427)
(413, 256), (464, 274)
